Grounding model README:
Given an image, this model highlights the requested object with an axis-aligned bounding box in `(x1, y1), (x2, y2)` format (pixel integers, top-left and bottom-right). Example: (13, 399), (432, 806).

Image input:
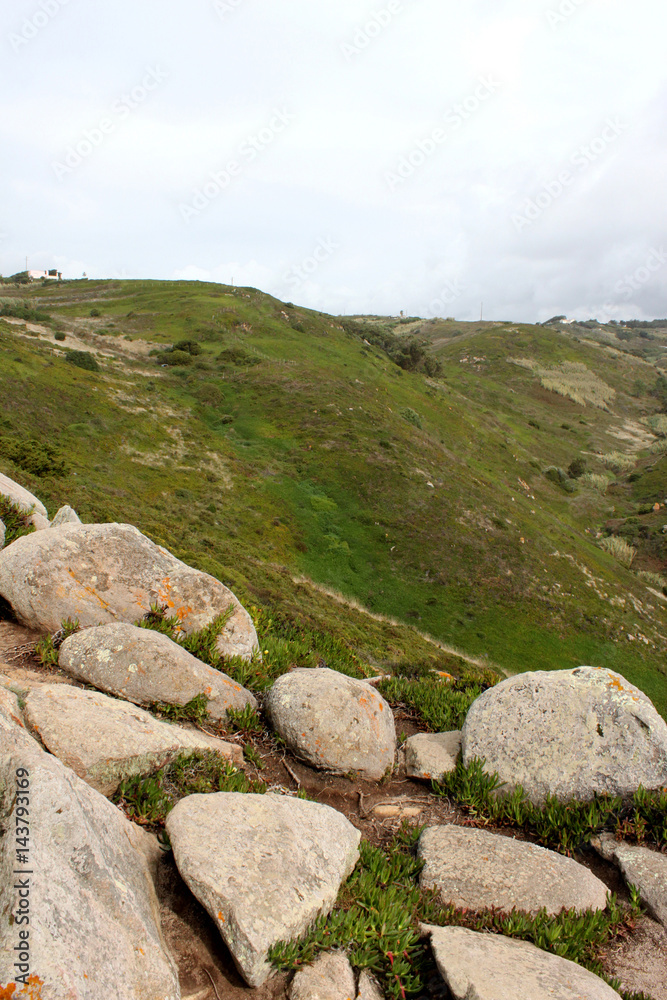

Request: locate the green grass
(378, 672), (497, 732)
(2, 279), (667, 718)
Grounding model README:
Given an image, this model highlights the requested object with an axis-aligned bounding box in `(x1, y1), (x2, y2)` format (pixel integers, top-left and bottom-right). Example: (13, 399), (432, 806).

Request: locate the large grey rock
(51, 503), (81, 526)
(423, 924), (621, 1000)
(0, 521), (258, 659)
(462, 667), (667, 804)
(58, 622), (256, 721)
(24, 682), (242, 795)
(0, 518), (5, 549)
(265, 668), (396, 780)
(289, 950), (356, 1000)
(405, 731), (461, 781)
(0, 684), (41, 754)
(419, 825), (608, 915)
(0, 471), (49, 525)
(593, 833), (667, 926)
(357, 971), (384, 1000)
(166, 792), (361, 987)
(0, 744), (180, 999)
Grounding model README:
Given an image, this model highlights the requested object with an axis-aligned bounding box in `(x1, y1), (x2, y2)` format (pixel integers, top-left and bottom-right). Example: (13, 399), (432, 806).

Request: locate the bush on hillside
(543, 466), (576, 492)
(0, 436), (67, 477)
(54, 331), (66, 342)
(173, 339), (202, 356)
(65, 350), (100, 372)
(159, 350), (192, 366)
(567, 458), (587, 479)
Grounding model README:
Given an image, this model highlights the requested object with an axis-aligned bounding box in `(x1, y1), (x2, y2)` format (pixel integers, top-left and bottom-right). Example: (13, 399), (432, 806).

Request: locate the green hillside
(1, 279), (667, 714)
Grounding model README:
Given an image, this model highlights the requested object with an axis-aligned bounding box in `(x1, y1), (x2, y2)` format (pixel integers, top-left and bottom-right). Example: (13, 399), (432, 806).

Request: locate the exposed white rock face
(0, 471), (49, 529)
(462, 667), (667, 803)
(289, 950), (356, 1000)
(594, 832), (667, 927)
(264, 668), (396, 780)
(51, 504), (81, 526)
(24, 682), (243, 795)
(419, 825), (608, 915)
(405, 731), (461, 781)
(0, 744), (181, 1000)
(0, 522), (259, 660)
(423, 924), (622, 1000)
(166, 792), (361, 987)
(58, 622), (256, 720)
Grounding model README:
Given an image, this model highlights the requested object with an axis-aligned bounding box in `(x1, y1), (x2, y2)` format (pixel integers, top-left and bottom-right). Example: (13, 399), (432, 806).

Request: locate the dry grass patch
(510, 358), (616, 409)
(580, 473), (612, 494)
(599, 535), (636, 567)
(599, 451), (636, 473)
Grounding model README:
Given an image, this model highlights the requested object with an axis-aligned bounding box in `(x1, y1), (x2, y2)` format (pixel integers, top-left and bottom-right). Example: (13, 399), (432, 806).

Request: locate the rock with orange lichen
(264, 668), (396, 780)
(58, 623), (256, 720)
(0, 522), (259, 660)
(462, 666), (667, 804)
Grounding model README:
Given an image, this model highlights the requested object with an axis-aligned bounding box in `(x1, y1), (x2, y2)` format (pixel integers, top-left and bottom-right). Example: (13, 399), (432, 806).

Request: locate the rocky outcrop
(0, 471), (49, 529)
(264, 668), (396, 780)
(58, 622), (256, 720)
(423, 924), (622, 1000)
(289, 950), (356, 1000)
(0, 744), (181, 999)
(166, 792), (361, 987)
(419, 825), (608, 915)
(0, 522), (259, 659)
(462, 667), (667, 803)
(51, 504), (81, 526)
(23, 683), (242, 795)
(593, 833), (667, 927)
(405, 731), (461, 781)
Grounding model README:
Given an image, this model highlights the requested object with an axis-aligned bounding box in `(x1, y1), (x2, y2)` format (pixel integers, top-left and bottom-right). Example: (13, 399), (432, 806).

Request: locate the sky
(1, 0), (666, 322)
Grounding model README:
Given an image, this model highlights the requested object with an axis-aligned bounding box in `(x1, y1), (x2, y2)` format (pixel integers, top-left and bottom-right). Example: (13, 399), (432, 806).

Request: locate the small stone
(424, 924), (621, 1000)
(462, 667), (667, 803)
(373, 804), (402, 818)
(59, 622), (256, 721)
(51, 504), (82, 526)
(24, 683), (243, 795)
(289, 950), (356, 1000)
(405, 731), (461, 781)
(166, 792), (361, 986)
(593, 833), (667, 926)
(419, 825), (608, 914)
(265, 668), (396, 780)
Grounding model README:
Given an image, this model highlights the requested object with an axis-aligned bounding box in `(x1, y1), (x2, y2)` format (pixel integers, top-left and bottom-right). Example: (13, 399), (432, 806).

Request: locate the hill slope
(1, 279), (666, 714)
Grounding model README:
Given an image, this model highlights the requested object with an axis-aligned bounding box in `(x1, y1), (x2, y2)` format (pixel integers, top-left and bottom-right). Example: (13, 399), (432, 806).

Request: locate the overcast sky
(2, 0), (666, 321)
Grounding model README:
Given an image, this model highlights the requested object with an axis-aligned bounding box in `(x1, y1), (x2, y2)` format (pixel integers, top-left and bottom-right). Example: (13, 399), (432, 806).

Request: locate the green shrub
(0, 436), (68, 477)
(151, 693), (210, 725)
(89, 308), (101, 317)
(378, 673), (494, 733)
(54, 331), (66, 342)
(159, 349), (192, 366)
(401, 407), (422, 429)
(544, 467), (576, 493)
(65, 350), (100, 372)
(173, 339), (202, 355)
(568, 458), (587, 479)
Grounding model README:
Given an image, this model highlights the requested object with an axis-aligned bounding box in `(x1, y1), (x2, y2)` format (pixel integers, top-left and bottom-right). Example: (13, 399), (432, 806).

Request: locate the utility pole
(480, 301), (484, 322)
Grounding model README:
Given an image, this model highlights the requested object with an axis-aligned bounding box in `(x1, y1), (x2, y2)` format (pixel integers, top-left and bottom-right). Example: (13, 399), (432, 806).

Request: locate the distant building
(27, 268), (62, 281)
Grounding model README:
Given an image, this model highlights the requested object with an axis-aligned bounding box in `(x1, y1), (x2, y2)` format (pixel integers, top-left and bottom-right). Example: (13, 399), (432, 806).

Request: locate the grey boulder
(462, 667), (667, 803)
(51, 504), (81, 526)
(0, 471), (49, 529)
(24, 682), (242, 795)
(593, 833), (667, 926)
(419, 825), (608, 915)
(0, 518), (5, 549)
(357, 971), (384, 1000)
(405, 731), (461, 781)
(0, 521), (259, 659)
(58, 622), (256, 720)
(423, 924), (621, 1000)
(265, 668), (396, 780)
(166, 792), (361, 987)
(0, 744), (180, 999)
(289, 950), (356, 1000)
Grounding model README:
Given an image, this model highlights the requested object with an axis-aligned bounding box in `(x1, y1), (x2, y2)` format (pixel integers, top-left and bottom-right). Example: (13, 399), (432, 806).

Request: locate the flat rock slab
(0, 471), (48, 521)
(59, 622), (256, 721)
(594, 833), (667, 926)
(24, 682), (242, 795)
(265, 668), (396, 780)
(462, 667), (667, 804)
(166, 792), (361, 987)
(405, 731), (461, 781)
(419, 825), (608, 915)
(423, 924), (621, 1000)
(289, 950), (356, 1000)
(0, 521), (258, 659)
(0, 744), (180, 999)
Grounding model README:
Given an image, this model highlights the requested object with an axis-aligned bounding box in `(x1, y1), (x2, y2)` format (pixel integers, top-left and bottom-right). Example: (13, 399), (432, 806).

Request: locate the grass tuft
(599, 535), (636, 567)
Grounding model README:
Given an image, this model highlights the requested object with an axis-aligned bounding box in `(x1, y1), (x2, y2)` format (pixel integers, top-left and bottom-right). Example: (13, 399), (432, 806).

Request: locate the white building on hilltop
(27, 268), (62, 281)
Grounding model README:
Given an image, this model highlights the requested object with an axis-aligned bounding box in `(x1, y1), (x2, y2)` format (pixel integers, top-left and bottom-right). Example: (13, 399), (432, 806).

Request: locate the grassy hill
(1, 278), (667, 715)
